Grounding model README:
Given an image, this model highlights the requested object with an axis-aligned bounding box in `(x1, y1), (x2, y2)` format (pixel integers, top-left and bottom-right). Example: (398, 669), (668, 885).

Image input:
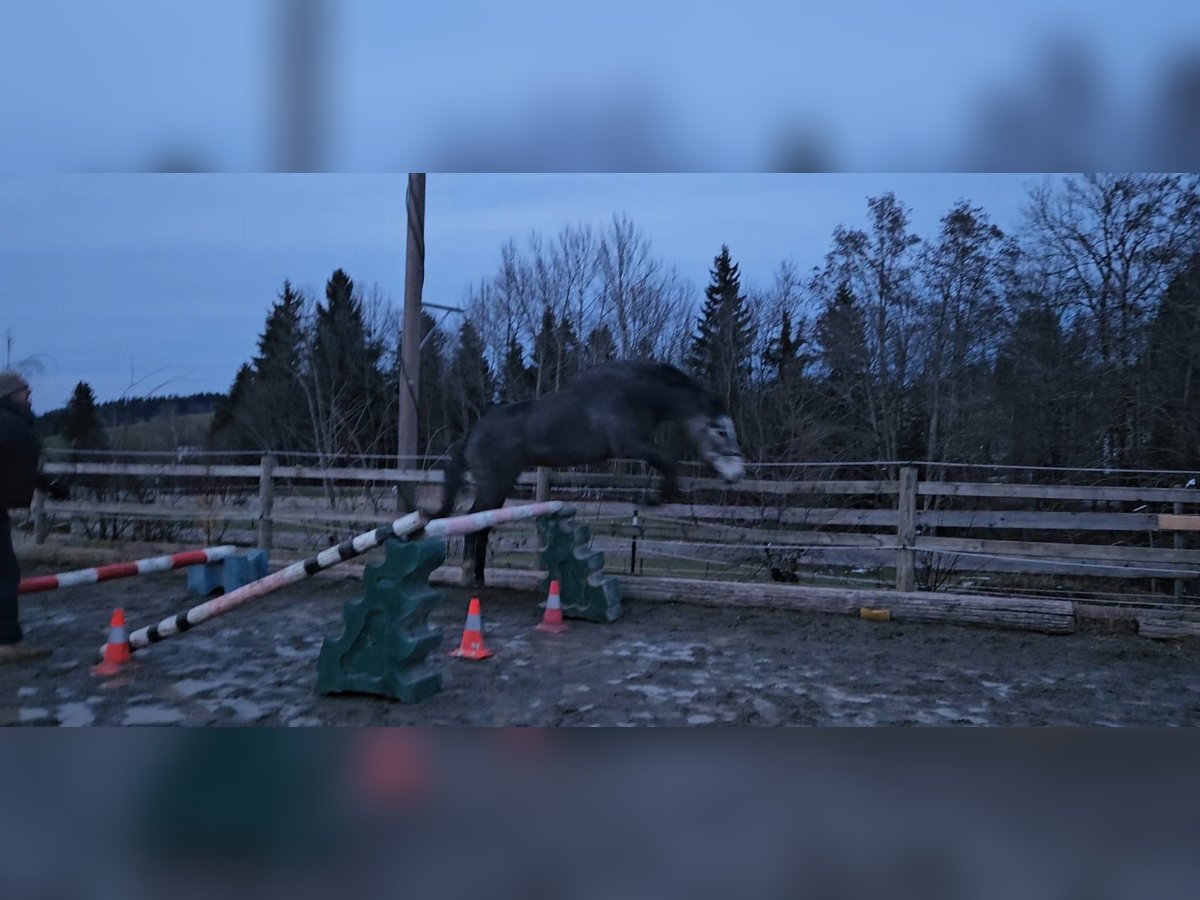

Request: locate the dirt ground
(3, 553), (1198, 726)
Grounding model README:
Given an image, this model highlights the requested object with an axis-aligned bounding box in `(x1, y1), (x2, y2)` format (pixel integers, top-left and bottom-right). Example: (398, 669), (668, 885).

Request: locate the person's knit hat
(0, 371), (31, 399)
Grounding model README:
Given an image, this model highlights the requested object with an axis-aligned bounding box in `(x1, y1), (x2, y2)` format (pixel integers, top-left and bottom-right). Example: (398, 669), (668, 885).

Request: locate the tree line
(173, 174), (1200, 472)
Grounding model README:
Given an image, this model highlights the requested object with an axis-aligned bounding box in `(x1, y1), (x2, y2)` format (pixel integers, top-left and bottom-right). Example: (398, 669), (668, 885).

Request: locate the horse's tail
(435, 437), (468, 518)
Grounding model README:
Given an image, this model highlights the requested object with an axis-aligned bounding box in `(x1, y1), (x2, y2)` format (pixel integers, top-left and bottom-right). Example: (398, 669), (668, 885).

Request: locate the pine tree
(813, 283), (872, 456)
(208, 363), (256, 451)
(254, 280), (306, 381)
(61, 381), (106, 452)
(1143, 253), (1200, 468)
(312, 270), (377, 382)
(762, 308), (810, 383)
(991, 294), (1101, 468)
(532, 306), (580, 393)
(245, 279), (309, 450)
(309, 269), (386, 457)
(448, 320), (495, 432)
(687, 245), (754, 409)
(500, 333), (535, 403)
(584, 322), (618, 368)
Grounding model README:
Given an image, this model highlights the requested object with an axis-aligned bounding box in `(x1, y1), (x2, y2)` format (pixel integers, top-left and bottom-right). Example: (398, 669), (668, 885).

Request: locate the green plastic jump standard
(536, 510), (622, 623)
(316, 537), (446, 703)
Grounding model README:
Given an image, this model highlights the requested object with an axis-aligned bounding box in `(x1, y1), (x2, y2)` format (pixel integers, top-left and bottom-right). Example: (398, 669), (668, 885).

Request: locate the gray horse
(436, 359), (746, 585)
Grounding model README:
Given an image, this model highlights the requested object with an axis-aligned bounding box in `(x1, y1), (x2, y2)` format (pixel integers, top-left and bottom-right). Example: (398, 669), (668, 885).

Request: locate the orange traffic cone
(92, 608), (133, 676)
(535, 579), (568, 634)
(450, 597), (493, 660)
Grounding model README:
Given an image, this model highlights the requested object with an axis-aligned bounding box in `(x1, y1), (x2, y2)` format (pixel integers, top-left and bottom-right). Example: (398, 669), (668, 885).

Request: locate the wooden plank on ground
(427, 567), (1076, 634)
(1136, 616), (1200, 639)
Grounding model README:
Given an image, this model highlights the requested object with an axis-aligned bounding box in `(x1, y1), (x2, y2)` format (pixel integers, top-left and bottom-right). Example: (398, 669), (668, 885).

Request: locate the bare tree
(918, 201), (1018, 463)
(812, 193), (922, 462)
(1024, 173), (1200, 465)
(742, 261), (821, 460)
(536, 223), (600, 389)
(597, 214), (692, 361)
(3, 331), (48, 379)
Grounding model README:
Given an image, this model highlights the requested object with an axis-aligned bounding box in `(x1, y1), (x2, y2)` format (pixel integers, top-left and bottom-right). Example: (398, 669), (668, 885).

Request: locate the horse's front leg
(468, 527), (490, 587)
(626, 442), (678, 506)
(654, 462), (680, 505)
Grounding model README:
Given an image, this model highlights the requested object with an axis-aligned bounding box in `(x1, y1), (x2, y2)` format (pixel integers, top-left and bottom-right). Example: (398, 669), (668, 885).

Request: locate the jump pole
(20, 546), (239, 595)
(115, 501), (564, 655)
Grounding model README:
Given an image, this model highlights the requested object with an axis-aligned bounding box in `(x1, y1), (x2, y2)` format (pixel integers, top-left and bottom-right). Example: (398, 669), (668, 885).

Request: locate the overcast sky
(1, 173), (1041, 412)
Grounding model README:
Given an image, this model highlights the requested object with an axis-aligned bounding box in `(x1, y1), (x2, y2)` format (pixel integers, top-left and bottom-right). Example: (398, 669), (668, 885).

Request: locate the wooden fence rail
(23, 459), (1200, 600)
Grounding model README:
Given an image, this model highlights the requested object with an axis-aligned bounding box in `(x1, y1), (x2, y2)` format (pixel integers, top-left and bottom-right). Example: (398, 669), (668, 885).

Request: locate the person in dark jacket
(0, 370), (53, 663)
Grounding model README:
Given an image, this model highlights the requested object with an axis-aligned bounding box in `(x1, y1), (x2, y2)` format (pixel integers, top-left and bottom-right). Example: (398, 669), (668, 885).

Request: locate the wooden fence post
(258, 454), (276, 550)
(536, 467), (551, 502)
(896, 466), (918, 592)
(1174, 500), (1185, 599)
(31, 489), (48, 545)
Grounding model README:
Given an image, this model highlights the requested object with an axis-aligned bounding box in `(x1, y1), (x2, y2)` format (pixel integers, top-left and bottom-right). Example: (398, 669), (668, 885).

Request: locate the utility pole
(276, 0), (325, 171)
(399, 174), (426, 472)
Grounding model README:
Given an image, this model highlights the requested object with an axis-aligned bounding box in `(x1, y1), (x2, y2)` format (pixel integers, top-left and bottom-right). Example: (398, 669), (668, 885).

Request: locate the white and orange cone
(92, 608), (133, 676)
(535, 579), (569, 634)
(450, 597), (494, 660)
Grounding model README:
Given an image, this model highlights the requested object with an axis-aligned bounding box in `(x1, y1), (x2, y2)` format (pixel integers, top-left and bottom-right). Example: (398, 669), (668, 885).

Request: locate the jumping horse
(435, 359), (746, 585)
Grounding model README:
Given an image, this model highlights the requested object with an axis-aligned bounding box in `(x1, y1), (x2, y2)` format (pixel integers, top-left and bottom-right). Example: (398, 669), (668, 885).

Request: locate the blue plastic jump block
(185, 549), (270, 597)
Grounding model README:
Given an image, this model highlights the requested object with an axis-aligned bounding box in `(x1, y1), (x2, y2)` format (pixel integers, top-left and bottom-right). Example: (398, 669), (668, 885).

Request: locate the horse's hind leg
(464, 470), (520, 587)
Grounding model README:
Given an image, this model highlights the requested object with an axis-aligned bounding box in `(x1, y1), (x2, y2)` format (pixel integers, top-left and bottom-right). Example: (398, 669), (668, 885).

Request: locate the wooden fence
(19, 454), (1200, 604)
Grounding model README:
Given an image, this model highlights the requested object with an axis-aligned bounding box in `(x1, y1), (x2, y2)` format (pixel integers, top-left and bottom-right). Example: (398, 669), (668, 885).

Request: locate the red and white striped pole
(19, 546), (239, 595)
(113, 501), (564, 655)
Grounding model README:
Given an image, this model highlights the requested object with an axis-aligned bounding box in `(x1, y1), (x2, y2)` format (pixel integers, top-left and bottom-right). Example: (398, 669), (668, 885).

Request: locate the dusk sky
(3, 3), (1196, 173)
(0, 173), (1042, 412)
(2, 7), (1196, 411)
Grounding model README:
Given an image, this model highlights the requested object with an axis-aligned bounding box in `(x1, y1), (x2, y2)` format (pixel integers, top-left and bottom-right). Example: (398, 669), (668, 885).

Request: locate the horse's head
(685, 414), (746, 484)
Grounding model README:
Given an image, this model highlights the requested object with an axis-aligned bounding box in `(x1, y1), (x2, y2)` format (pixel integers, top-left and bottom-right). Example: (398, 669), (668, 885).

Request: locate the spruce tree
(61, 381), (106, 451)
(992, 300), (1078, 467)
(687, 245), (754, 408)
(208, 363), (256, 451)
(500, 333), (535, 403)
(532, 306), (579, 393)
(254, 280), (306, 382)
(312, 270), (377, 383)
(762, 308), (809, 383)
(247, 279), (309, 450)
(310, 269), (386, 457)
(448, 320), (495, 432)
(813, 283), (871, 456)
(1143, 253), (1200, 468)
(584, 322), (618, 368)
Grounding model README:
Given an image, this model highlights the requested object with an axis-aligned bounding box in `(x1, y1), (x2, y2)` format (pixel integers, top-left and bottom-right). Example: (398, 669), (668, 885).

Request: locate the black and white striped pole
(111, 501), (564, 655)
